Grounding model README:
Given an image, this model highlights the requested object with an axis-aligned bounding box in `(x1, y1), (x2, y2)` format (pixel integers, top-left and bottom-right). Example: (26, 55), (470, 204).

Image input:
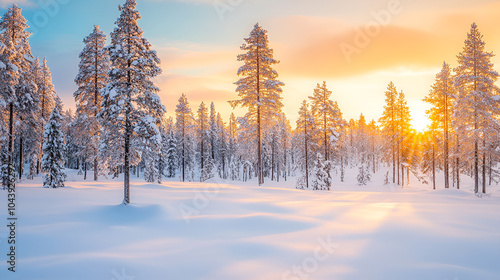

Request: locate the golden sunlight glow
(412, 113), (431, 132)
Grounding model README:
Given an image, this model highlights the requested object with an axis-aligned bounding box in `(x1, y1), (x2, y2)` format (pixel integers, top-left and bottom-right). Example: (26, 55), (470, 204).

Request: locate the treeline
(1, 1), (498, 203)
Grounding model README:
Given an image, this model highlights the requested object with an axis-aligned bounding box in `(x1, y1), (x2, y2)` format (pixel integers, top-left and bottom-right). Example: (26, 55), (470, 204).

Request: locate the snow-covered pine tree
(23, 57), (44, 179)
(396, 90), (412, 186)
(217, 112), (228, 179)
(308, 81), (342, 161)
(41, 107), (66, 188)
(423, 62), (455, 189)
(99, 0), (165, 204)
(453, 23), (500, 194)
(228, 112), (239, 181)
(295, 100), (315, 189)
(421, 123), (439, 189)
(197, 102), (213, 181)
(175, 94), (195, 182)
(73, 25), (109, 181)
(356, 163), (371, 186)
(230, 23), (284, 186)
(379, 82), (398, 184)
(209, 102), (218, 167)
(367, 120), (379, 173)
(0, 5), (37, 188)
(165, 128), (177, 178)
(312, 153), (330, 191)
(278, 113), (292, 181)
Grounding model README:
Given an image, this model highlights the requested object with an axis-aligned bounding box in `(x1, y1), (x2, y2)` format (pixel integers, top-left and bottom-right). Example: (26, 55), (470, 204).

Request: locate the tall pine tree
(454, 23), (500, 194)
(100, 0), (165, 204)
(423, 62), (455, 189)
(231, 23), (284, 186)
(41, 107), (66, 188)
(73, 25), (109, 181)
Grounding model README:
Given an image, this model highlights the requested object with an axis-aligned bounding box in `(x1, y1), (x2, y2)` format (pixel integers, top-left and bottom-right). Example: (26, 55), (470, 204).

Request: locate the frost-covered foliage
(309, 81), (342, 161)
(423, 62), (455, 189)
(0, 5), (38, 184)
(231, 23), (284, 185)
(99, 0), (164, 203)
(294, 100), (315, 189)
(312, 153), (331, 191)
(41, 108), (66, 188)
(357, 163), (371, 186)
(73, 25), (109, 181)
(176, 94), (195, 182)
(453, 23), (500, 194)
(164, 129), (177, 178)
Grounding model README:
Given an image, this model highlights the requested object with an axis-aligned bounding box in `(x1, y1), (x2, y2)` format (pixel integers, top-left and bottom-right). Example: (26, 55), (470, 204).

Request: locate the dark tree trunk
(256, 41), (264, 186)
(94, 158), (98, 181)
(304, 122), (309, 189)
(7, 103), (14, 189)
(84, 161), (87, 180)
(18, 136), (23, 179)
(432, 144), (436, 190)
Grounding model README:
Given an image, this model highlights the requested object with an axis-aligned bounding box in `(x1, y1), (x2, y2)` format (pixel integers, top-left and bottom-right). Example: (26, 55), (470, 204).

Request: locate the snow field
(0, 169), (499, 280)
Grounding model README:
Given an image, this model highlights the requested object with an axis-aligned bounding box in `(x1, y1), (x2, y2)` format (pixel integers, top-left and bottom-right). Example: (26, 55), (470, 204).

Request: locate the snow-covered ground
(1, 169), (500, 280)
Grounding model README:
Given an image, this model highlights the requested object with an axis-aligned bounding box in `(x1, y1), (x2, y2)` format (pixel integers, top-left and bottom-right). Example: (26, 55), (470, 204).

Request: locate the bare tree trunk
(305, 119), (309, 189)
(84, 160), (87, 180)
(444, 93), (449, 189)
(18, 136), (23, 179)
(474, 139), (478, 193)
(392, 145), (395, 184)
(489, 154), (492, 186)
(94, 158), (98, 181)
(432, 144), (436, 190)
(256, 43), (263, 186)
(324, 112), (328, 161)
(482, 151), (486, 194)
(7, 103), (14, 189)
(456, 134), (460, 190)
(402, 165), (405, 187)
(123, 53), (132, 205)
(397, 142), (400, 185)
(271, 136), (275, 181)
(123, 106), (131, 204)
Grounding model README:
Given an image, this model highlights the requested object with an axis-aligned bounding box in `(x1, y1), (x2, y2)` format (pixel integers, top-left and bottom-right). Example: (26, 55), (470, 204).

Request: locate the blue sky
(5, 0), (500, 129)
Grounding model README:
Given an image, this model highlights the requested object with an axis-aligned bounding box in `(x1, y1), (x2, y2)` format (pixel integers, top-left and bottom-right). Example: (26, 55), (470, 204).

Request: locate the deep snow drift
(1, 169), (500, 280)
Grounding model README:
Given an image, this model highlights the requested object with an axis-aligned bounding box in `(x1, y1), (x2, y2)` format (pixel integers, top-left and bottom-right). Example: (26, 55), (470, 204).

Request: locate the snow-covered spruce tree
(73, 25), (109, 181)
(41, 107), (66, 188)
(228, 112), (240, 181)
(99, 0), (165, 204)
(423, 62), (455, 189)
(0, 5), (37, 188)
(175, 94), (195, 182)
(379, 82), (398, 184)
(22, 57), (55, 180)
(230, 23), (284, 186)
(421, 123), (439, 189)
(197, 102), (214, 181)
(295, 100), (315, 189)
(357, 163), (371, 186)
(396, 90), (412, 185)
(309, 81), (342, 161)
(23, 57), (43, 180)
(312, 153), (330, 191)
(453, 23), (500, 194)
(164, 129), (177, 178)
(217, 112), (228, 179)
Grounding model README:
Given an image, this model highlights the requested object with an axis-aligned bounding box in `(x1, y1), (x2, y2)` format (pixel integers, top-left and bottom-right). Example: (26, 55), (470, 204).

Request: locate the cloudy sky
(5, 0), (500, 130)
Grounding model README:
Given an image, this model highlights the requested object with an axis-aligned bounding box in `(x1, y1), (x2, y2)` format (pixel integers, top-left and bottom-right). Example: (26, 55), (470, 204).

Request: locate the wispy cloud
(0, 0), (34, 9)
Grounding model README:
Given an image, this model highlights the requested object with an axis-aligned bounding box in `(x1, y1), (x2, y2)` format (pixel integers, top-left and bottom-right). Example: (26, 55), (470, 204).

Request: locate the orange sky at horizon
(148, 0), (500, 131)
